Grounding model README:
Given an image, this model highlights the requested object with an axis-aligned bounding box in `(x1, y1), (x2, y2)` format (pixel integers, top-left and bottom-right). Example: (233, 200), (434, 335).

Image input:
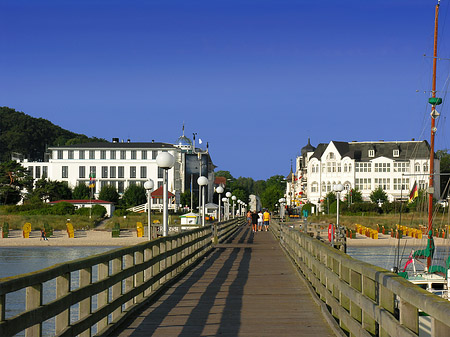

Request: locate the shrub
(91, 205), (107, 217)
(50, 202), (75, 215)
(347, 202), (379, 214)
(114, 208), (129, 217)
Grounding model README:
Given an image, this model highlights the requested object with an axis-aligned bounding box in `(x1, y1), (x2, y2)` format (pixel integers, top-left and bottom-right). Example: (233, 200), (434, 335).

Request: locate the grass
(0, 214), (101, 231)
(103, 214), (182, 229)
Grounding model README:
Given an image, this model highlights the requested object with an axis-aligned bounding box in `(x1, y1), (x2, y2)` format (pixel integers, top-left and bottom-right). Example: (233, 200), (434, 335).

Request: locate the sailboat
(399, 0), (450, 300)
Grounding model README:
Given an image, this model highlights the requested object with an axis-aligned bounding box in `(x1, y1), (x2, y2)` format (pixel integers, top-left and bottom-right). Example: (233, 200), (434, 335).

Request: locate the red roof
(214, 176), (226, 186)
(151, 186), (175, 198)
(49, 200), (113, 204)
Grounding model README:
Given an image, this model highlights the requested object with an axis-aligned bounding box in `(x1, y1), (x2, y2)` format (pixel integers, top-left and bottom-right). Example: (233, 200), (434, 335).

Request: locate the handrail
(276, 222), (450, 336)
(0, 218), (244, 337)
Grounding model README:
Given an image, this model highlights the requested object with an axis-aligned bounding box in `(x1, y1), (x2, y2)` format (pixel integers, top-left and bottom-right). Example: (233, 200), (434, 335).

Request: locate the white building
(287, 140), (440, 208)
(20, 131), (216, 209)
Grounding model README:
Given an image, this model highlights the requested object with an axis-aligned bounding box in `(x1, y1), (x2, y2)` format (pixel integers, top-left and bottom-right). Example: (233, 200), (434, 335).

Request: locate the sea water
(0, 246), (116, 336)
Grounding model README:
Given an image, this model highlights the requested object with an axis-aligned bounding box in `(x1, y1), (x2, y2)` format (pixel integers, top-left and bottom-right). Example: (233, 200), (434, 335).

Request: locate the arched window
(311, 182), (318, 193)
(415, 163), (420, 172)
(423, 163), (429, 172)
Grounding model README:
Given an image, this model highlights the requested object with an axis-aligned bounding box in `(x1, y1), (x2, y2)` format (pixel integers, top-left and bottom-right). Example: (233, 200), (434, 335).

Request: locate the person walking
(251, 211), (259, 233)
(247, 210), (252, 226)
(263, 209), (270, 231)
(257, 210), (263, 231)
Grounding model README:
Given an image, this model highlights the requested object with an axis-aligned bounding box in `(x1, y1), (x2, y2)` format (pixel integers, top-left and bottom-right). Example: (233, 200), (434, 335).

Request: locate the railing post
(144, 246), (153, 297)
(0, 294), (5, 323)
(25, 284), (42, 337)
(432, 318), (450, 336)
(124, 253), (134, 309)
(379, 285), (395, 337)
(97, 262), (109, 331)
(350, 270), (362, 328)
(399, 298), (418, 334)
(79, 267), (92, 337)
(339, 263), (350, 334)
(152, 242), (161, 292)
(111, 257), (122, 322)
(55, 273), (70, 334)
(362, 275), (377, 335)
(135, 250), (144, 303)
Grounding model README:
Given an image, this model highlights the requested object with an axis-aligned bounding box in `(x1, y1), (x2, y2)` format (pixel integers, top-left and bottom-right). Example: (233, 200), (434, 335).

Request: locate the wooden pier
(110, 226), (337, 336)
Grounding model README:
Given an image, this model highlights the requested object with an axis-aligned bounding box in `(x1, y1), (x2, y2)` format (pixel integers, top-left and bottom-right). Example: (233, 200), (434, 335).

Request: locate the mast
(427, 1), (441, 270)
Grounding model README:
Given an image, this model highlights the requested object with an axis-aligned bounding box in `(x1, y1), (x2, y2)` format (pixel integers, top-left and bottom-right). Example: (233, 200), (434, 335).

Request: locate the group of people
(247, 209), (270, 233)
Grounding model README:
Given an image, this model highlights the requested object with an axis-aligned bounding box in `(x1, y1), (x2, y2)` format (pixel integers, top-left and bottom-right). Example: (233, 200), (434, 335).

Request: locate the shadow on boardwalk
(111, 226), (335, 337)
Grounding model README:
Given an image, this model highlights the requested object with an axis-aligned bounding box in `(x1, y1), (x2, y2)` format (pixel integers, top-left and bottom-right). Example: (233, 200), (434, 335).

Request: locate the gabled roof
(310, 143), (328, 160)
(151, 186), (175, 198)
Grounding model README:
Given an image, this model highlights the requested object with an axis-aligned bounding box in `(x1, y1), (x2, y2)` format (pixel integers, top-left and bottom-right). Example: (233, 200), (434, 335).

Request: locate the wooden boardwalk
(110, 225), (337, 337)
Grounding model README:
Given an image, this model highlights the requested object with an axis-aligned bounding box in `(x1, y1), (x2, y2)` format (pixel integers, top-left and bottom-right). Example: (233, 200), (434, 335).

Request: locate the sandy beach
(1, 229), (449, 248)
(0, 229), (148, 247)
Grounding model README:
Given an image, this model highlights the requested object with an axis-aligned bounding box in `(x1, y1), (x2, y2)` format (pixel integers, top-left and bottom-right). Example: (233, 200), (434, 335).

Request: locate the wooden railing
(0, 218), (244, 337)
(276, 222), (450, 337)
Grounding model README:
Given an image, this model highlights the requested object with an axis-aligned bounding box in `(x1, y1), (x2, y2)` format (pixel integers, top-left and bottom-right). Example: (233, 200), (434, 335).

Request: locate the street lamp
(231, 195), (237, 218)
(144, 179), (154, 240)
(279, 198), (286, 221)
(156, 152), (175, 236)
(198, 176), (209, 226)
(225, 192), (232, 220)
(216, 185), (224, 222)
(333, 184), (345, 250)
(222, 197), (228, 220)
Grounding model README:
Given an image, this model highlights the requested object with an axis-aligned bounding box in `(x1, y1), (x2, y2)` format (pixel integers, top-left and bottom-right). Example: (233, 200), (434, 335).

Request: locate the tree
(370, 187), (388, 204)
(231, 188), (249, 205)
(73, 182), (90, 200)
(31, 179), (72, 202)
(322, 192), (337, 214)
(0, 160), (33, 204)
(261, 185), (283, 212)
(345, 188), (363, 203)
(99, 185), (119, 203)
(121, 184), (146, 207)
(180, 190), (198, 209)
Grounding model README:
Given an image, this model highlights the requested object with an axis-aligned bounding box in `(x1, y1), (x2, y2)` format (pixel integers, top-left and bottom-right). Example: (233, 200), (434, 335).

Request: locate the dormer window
(368, 149), (375, 158)
(393, 149), (399, 157)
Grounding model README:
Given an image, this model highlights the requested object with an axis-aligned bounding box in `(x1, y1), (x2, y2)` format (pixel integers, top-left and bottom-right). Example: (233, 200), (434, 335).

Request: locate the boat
(399, 0), (450, 301)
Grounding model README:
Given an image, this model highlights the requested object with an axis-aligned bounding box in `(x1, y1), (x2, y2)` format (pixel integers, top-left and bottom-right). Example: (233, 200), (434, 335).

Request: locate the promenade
(110, 225), (337, 337)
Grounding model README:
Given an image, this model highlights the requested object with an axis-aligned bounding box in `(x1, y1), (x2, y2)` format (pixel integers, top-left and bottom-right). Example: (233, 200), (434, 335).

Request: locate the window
(393, 178), (409, 190)
(35, 166), (41, 179)
(130, 166), (136, 178)
(102, 166), (108, 178)
(158, 167), (164, 179)
(120, 150), (126, 160)
(415, 163), (420, 172)
(344, 164), (348, 172)
(355, 162), (371, 173)
(101, 181), (107, 189)
(423, 163), (429, 172)
(79, 166), (86, 178)
(152, 151), (158, 160)
(79, 150), (85, 160)
(374, 178), (390, 190)
(157, 181), (163, 188)
(348, 164), (352, 172)
(326, 182), (331, 192)
(368, 149), (375, 157)
(131, 150), (137, 160)
(42, 166), (48, 178)
(118, 181), (124, 193)
(89, 166), (96, 177)
(58, 150), (63, 159)
(327, 162), (332, 173)
(374, 163), (390, 172)
(68, 150), (74, 159)
(393, 149), (400, 157)
(393, 162), (409, 173)
(337, 164), (341, 173)
(321, 182), (326, 192)
(355, 178), (371, 190)
(141, 150), (147, 160)
(311, 182), (318, 193)
(110, 150), (116, 160)
(140, 166), (147, 178)
(321, 164), (325, 173)
(27, 167), (33, 178)
(110, 166), (116, 178)
(327, 152), (335, 160)
(89, 150), (95, 159)
(118, 166), (124, 178)
(62, 166), (68, 178)
(101, 150), (106, 159)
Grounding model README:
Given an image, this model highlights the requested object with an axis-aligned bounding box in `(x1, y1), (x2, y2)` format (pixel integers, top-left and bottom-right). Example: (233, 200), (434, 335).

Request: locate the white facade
(287, 140), (440, 208)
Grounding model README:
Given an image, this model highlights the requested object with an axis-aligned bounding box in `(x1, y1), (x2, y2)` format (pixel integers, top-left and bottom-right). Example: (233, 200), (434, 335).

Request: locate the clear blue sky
(2, 0), (450, 181)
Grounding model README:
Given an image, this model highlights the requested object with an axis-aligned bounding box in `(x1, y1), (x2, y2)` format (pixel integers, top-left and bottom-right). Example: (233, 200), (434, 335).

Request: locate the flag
(89, 173), (96, 189)
(409, 181), (418, 203)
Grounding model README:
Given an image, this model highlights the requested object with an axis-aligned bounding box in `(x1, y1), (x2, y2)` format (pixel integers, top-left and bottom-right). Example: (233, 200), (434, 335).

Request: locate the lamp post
(144, 179), (154, 240)
(216, 185), (224, 222)
(156, 152), (175, 237)
(279, 198), (286, 221)
(333, 184), (345, 250)
(231, 195), (236, 218)
(198, 176), (208, 226)
(225, 192), (232, 220)
(237, 200), (241, 216)
(222, 197), (228, 221)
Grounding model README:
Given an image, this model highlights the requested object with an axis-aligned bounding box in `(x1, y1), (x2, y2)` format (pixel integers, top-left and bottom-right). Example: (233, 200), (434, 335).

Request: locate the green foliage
(73, 182), (90, 200)
(345, 188), (363, 203)
(381, 201), (410, 214)
(49, 202), (75, 215)
(347, 202), (380, 214)
(0, 185), (22, 205)
(321, 192), (337, 214)
(261, 185), (283, 211)
(301, 203), (314, 215)
(0, 161), (33, 204)
(370, 187), (388, 204)
(0, 107), (107, 162)
(121, 184), (146, 207)
(180, 190), (197, 208)
(99, 185), (119, 203)
(91, 205), (107, 217)
(30, 178), (72, 202)
(113, 208), (130, 217)
(231, 188), (248, 204)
